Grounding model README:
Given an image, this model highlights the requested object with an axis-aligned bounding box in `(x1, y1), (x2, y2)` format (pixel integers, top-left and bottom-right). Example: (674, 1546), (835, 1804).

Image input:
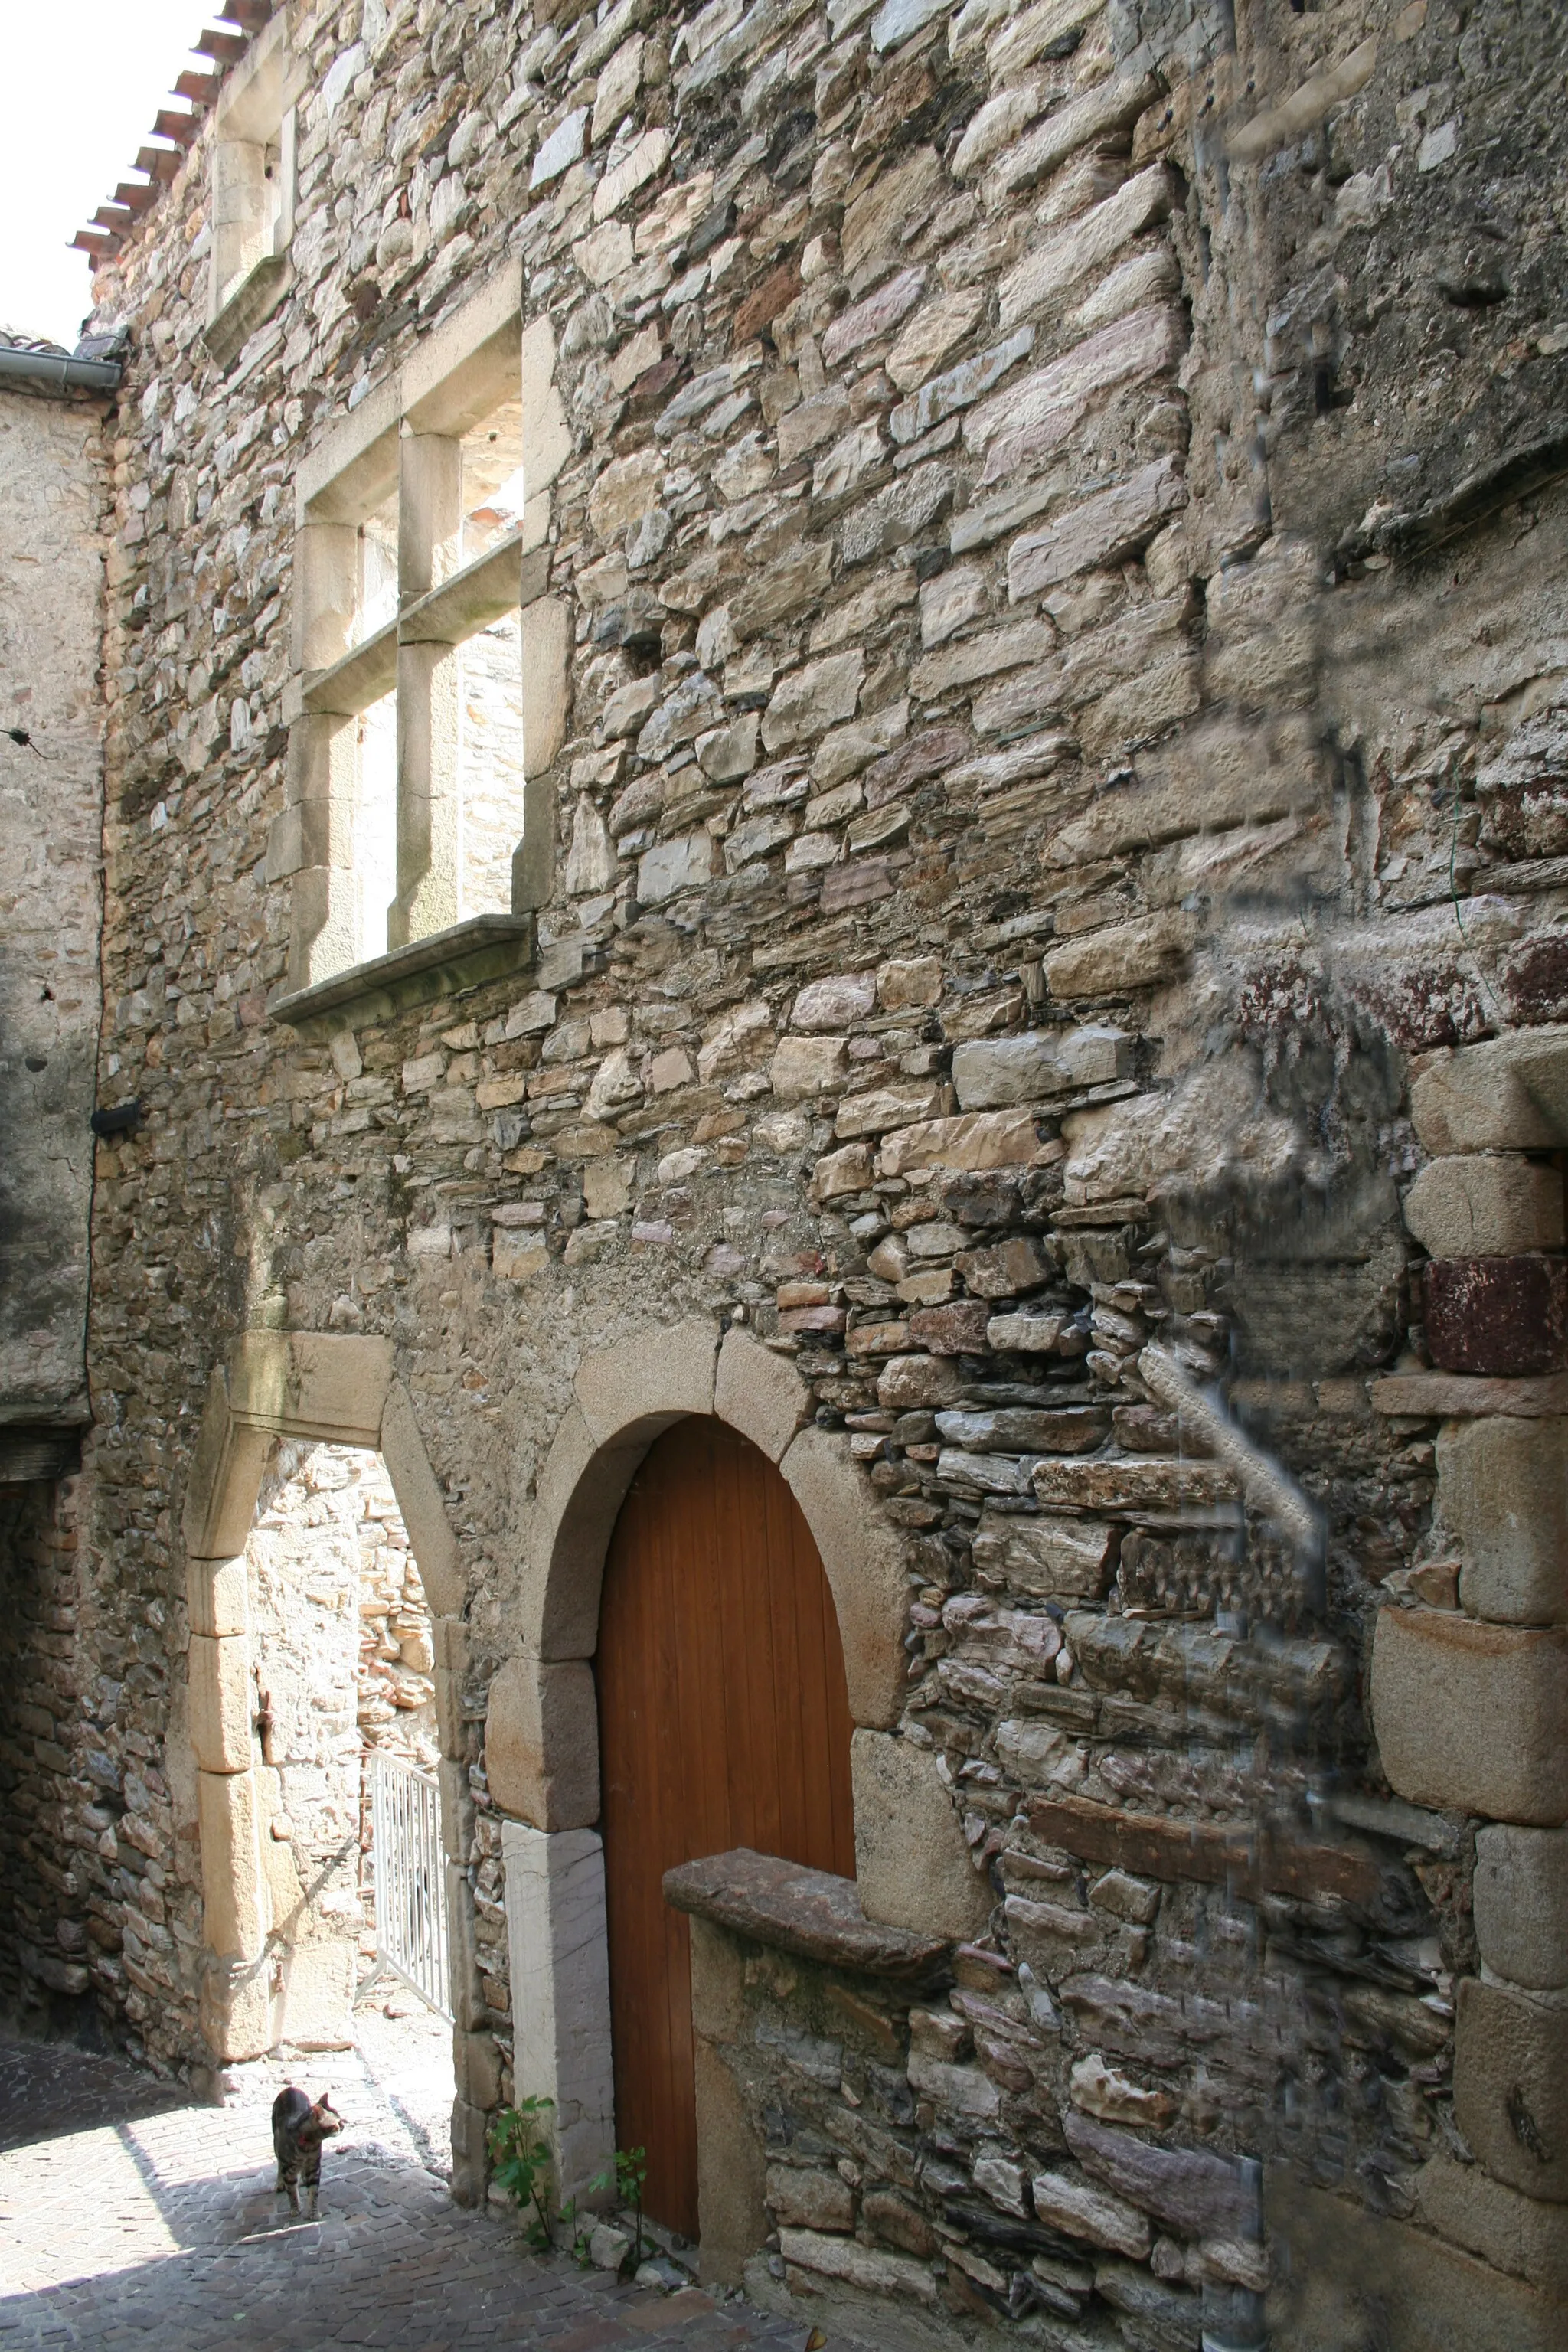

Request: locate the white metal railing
(369, 1747), (452, 2017)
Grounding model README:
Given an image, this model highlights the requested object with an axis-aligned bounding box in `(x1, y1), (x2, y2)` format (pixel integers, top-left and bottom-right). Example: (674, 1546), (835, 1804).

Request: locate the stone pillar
(390, 433), (462, 947)
(688, 1914), (766, 2288)
(1373, 1027), (1568, 2288)
(501, 1818), (616, 2207)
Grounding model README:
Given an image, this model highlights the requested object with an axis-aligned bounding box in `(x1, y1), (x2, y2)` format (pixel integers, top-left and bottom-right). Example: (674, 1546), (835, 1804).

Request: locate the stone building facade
(2, 0), (1567, 2345)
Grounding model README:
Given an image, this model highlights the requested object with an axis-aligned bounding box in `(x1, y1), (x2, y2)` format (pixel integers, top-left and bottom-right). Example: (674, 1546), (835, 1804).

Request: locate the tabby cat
(271, 2086), (343, 2216)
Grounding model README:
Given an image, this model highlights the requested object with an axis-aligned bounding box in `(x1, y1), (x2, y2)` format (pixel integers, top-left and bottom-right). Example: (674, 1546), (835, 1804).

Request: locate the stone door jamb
(182, 1330), (469, 2066)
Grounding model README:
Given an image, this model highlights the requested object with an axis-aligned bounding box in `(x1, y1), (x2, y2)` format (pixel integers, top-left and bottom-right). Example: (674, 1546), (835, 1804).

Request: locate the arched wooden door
(596, 1416), (856, 2237)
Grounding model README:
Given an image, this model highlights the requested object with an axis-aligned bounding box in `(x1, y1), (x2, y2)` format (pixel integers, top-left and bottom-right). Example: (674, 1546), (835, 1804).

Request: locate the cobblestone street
(0, 2035), (817, 2352)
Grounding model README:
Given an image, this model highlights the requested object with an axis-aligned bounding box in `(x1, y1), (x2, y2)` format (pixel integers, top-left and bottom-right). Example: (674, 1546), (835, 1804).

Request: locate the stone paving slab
(0, 2037), (821, 2352)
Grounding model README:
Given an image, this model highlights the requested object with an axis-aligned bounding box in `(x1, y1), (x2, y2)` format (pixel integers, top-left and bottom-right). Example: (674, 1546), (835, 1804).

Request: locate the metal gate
(368, 1748), (451, 2017)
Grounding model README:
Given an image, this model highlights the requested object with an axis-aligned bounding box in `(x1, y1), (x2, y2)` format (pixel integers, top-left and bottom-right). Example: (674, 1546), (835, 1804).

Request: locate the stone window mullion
(390, 431), (463, 951)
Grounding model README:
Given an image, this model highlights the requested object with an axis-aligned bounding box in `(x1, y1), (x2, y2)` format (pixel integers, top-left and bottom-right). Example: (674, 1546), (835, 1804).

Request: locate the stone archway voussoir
(778, 1422), (909, 1730)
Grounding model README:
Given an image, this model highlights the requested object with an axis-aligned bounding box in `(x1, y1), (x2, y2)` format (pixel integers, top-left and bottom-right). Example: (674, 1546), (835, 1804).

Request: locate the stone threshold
(663, 1847), (953, 1982)
(270, 913), (535, 1037)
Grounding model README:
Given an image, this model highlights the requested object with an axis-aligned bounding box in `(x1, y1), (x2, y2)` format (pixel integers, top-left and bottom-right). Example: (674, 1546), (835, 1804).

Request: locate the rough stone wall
(0, 384), (109, 1427)
(20, 0), (1566, 2338)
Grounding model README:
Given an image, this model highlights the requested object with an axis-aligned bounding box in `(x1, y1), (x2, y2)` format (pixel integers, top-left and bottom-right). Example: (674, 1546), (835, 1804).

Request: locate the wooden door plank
(597, 1418), (856, 2240)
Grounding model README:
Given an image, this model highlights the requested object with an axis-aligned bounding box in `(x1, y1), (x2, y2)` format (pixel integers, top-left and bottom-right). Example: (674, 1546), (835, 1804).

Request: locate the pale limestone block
(449, 2096), (491, 2205)
(522, 596), (572, 777)
(688, 1914), (746, 2044)
(200, 1954), (274, 2064)
(501, 1821), (616, 2203)
(485, 1653), (600, 1831)
(401, 260), (524, 436)
(1413, 2150), (1568, 2295)
(291, 519), (358, 671)
(198, 1766), (268, 1960)
(1437, 1416), (1568, 1625)
(767, 2162), (854, 2232)
(574, 1316), (719, 1447)
(226, 1331), (394, 1446)
(698, 2041), (769, 2286)
(771, 1034), (848, 1100)
(779, 1425), (907, 1729)
(1266, 2171), (1563, 2352)
(273, 1932), (356, 2051)
(186, 1552), (250, 1641)
(188, 1633), (253, 1775)
(452, 2027), (502, 2110)
(1405, 1155), (1565, 1258)
(381, 1378), (464, 1617)
(851, 1730), (991, 1939)
(1473, 1824), (1568, 1991)
(1455, 1976), (1568, 2200)
(521, 1403), (650, 1660)
(952, 1026), (1132, 1109)
(1370, 1608), (1568, 1824)
(399, 432), (461, 604)
(779, 2227), (938, 2304)
(715, 1325), (812, 1462)
(1411, 1027), (1568, 1153)
(182, 1369), (272, 1559)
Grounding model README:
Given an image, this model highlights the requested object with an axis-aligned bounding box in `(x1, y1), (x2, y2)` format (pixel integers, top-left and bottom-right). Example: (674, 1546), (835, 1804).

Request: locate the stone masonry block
(688, 1913), (746, 2045)
(401, 259), (523, 436)
(1370, 1607), (1568, 1824)
(1413, 2150), (1568, 2296)
(573, 1316), (719, 1447)
(486, 1653), (600, 1830)
(449, 2096), (491, 2207)
(186, 1552), (249, 1640)
(1455, 1976), (1568, 2200)
(520, 313), (572, 499)
(200, 1955), (274, 2065)
(182, 1368), (272, 1559)
(522, 596), (572, 778)
(695, 2039), (768, 2288)
(1425, 1255), (1568, 1377)
(226, 1330), (394, 1446)
(851, 1730), (993, 1940)
(380, 1379), (464, 1617)
(439, 1755), (475, 1864)
(714, 1324), (812, 1462)
(198, 1766), (267, 1961)
(1266, 2169), (1564, 2352)
(1474, 1824), (1568, 1991)
(188, 1632), (253, 1774)
(452, 2027), (502, 2111)
(1411, 1027), (1568, 1154)
(501, 1821), (615, 2204)
(523, 1404), (650, 1661)
(779, 1423), (908, 1730)
(1405, 1155), (1565, 1258)
(1438, 1416), (1568, 1624)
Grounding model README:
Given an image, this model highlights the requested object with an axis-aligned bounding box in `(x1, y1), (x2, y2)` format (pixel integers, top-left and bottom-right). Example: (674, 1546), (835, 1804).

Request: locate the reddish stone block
(908, 1300), (991, 1356)
(1425, 1254), (1568, 1377)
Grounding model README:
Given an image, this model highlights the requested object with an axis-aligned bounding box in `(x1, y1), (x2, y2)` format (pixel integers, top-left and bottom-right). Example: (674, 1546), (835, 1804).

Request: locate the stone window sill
(662, 1847), (954, 1983)
(269, 912), (535, 1037)
(204, 250), (292, 371)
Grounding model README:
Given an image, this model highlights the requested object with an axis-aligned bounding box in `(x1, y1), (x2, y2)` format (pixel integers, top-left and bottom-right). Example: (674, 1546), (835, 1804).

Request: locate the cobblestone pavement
(0, 2034), (818, 2352)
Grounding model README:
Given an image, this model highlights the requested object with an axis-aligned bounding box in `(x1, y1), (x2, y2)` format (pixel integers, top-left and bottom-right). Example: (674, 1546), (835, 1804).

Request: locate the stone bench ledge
(662, 1847), (952, 1982)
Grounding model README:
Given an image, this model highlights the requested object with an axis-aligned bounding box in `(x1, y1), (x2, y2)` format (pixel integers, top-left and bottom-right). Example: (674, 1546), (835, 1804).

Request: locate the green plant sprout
(486, 2096), (557, 2250)
(590, 2145), (649, 2266)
